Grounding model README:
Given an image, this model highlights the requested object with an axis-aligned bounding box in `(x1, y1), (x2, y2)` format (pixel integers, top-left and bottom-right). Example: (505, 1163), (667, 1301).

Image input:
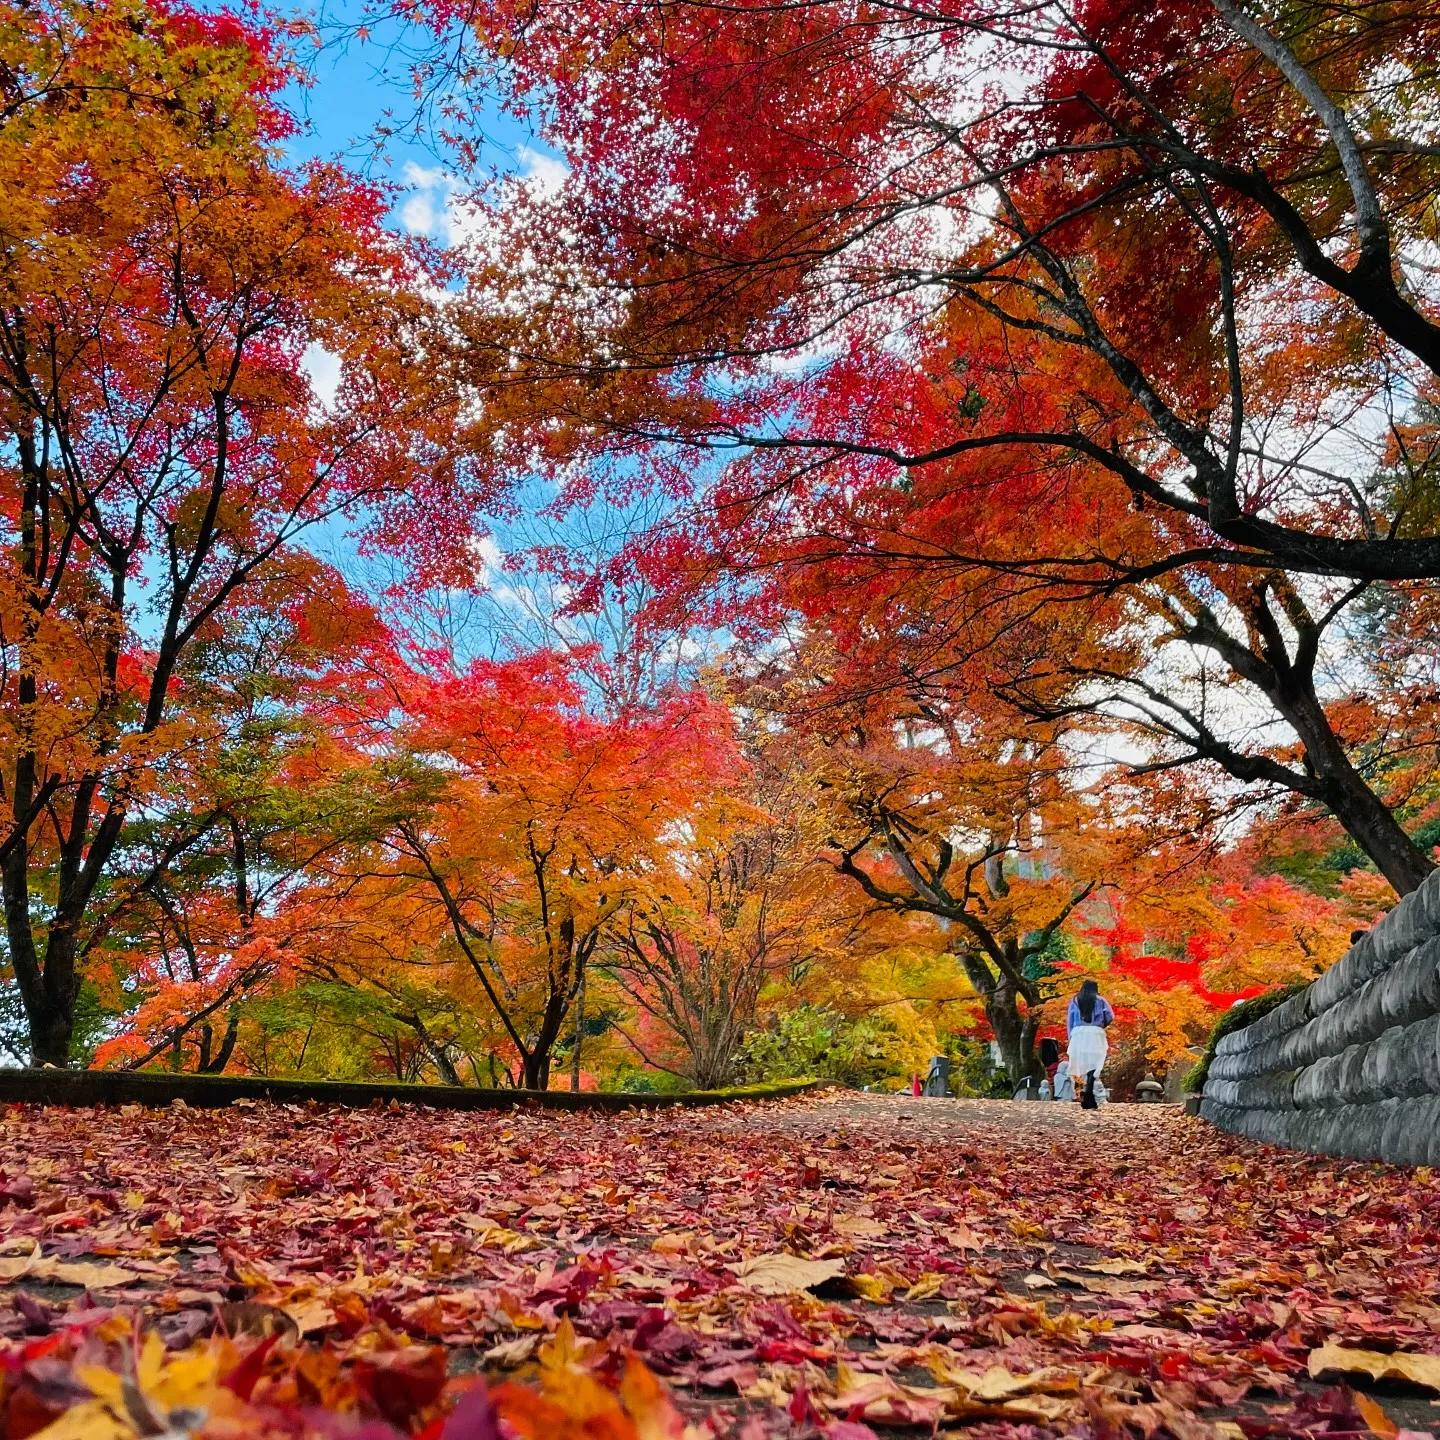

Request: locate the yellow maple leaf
(78, 1334), (221, 1435)
(29, 1399), (134, 1440)
(847, 1272), (894, 1302)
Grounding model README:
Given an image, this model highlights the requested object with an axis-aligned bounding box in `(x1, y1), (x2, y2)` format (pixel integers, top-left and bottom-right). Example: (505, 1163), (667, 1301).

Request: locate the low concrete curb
(0, 1069), (822, 1112)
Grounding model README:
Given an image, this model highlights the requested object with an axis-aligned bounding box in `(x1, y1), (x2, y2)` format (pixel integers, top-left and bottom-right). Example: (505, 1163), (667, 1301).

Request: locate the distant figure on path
(1039, 1037), (1061, 1098)
(1067, 979), (1114, 1110)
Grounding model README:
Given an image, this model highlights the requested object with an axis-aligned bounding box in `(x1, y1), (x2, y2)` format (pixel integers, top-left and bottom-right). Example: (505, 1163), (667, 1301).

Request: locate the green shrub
(737, 1005), (914, 1089)
(1188, 981), (1309, 1093)
(614, 1067), (687, 1095)
(947, 1037), (1013, 1098)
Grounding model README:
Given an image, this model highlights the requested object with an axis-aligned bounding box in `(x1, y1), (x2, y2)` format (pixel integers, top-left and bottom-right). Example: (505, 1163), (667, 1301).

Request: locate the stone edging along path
(1202, 865), (1440, 1165)
(0, 1068), (821, 1111)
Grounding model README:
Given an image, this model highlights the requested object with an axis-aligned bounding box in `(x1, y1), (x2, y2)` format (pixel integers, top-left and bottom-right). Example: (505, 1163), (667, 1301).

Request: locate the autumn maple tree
(970, 566), (1436, 894)
(605, 776), (868, 1089)
(726, 634), (1125, 1086)
(434, 0), (1440, 579)
(827, 750), (1114, 1086)
(0, 0), (466, 1064)
(290, 653), (738, 1090)
(387, 0), (1440, 900)
(88, 560), (407, 1074)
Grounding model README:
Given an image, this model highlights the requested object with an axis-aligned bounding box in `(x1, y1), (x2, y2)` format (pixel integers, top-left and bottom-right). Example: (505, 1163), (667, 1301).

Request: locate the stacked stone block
(1200, 869), (1440, 1166)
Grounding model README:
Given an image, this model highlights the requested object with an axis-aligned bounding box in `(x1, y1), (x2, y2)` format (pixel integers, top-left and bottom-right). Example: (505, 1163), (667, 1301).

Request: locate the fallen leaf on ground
(1082, 1258), (1150, 1275)
(944, 1222), (984, 1253)
(823, 1366), (949, 1426)
(486, 1334), (541, 1366)
(1308, 1345), (1440, 1392)
(0, 1254), (141, 1288)
(930, 1358), (1079, 1402)
(903, 1273), (944, 1302)
(1354, 1391), (1400, 1438)
(279, 1297), (337, 1333)
(730, 1254), (846, 1295)
(833, 1215), (887, 1238)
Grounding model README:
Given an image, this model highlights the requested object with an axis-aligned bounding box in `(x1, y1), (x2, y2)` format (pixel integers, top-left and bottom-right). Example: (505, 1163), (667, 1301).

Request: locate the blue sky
(284, 8), (492, 172)
(278, 5), (562, 234)
(268, 11), (714, 690)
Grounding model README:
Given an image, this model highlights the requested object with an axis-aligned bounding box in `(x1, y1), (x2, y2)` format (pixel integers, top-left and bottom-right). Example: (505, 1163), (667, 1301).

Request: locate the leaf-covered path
(1, 1092), (1438, 1438)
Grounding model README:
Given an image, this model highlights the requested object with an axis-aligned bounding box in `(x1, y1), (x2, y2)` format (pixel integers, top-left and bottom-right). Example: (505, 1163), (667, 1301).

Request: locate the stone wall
(1201, 869), (1440, 1166)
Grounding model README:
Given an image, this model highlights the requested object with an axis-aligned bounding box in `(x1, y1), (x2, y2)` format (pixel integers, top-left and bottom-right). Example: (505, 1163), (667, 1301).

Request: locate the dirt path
(711, 1090), (1162, 1136)
(1, 1091), (1437, 1436)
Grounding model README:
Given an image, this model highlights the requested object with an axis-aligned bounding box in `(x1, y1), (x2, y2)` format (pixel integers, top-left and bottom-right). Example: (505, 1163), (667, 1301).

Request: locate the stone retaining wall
(1201, 870), (1440, 1165)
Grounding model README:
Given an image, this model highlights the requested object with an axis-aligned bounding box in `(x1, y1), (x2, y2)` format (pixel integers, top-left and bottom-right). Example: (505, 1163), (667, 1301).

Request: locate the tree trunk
(4, 458), (69, 1069)
(955, 950), (1039, 1087)
(5, 789), (127, 1067)
(26, 993), (73, 1068)
(985, 979), (1038, 1087)
(4, 824), (74, 1068)
(427, 1043), (461, 1086)
(523, 937), (594, 1092)
(524, 999), (567, 1090)
(522, 1049), (549, 1090)
(1188, 588), (1436, 897)
(9, 922), (77, 1068)
(1317, 756), (1434, 895)
(689, 1000), (736, 1090)
(1283, 687), (1434, 895)
(200, 1009), (240, 1073)
(692, 1037), (730, 1091)
(570, 967), (586, 1092)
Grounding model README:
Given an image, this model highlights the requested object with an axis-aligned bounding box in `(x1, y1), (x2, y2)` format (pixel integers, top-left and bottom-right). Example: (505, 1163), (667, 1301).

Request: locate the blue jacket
(1067, 995), (1114, 1034)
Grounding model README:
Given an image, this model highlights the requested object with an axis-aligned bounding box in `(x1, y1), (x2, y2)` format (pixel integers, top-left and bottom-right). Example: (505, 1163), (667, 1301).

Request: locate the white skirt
(1068, 1025), (1108, 1079)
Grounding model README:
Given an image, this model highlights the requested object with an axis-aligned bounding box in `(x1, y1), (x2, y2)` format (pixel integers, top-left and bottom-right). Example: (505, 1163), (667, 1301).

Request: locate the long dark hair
(1077, 978), (1100, 1024)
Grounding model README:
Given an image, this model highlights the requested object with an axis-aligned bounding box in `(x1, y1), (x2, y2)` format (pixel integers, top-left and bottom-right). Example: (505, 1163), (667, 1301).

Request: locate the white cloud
(300, 343), (342, 410)
(401, 191), (439, 236)
(516, 146), (568, 197)
(398, 162), (456, 241)
(468, 533), (506, 583)
(403, 162), (450, 191)
(396, 150), (570, 253)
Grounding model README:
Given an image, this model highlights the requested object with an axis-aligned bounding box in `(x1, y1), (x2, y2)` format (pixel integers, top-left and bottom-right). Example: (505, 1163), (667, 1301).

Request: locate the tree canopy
(0, 0), (1429, 1093)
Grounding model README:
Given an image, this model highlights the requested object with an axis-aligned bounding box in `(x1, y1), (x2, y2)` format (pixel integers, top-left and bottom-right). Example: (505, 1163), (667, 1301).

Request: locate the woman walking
(1067, 979), (1114, 1109)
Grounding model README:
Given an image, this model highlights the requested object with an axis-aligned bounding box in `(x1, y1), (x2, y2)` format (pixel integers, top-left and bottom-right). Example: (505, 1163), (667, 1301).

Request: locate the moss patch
(1189, 982), (1310, 1094)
